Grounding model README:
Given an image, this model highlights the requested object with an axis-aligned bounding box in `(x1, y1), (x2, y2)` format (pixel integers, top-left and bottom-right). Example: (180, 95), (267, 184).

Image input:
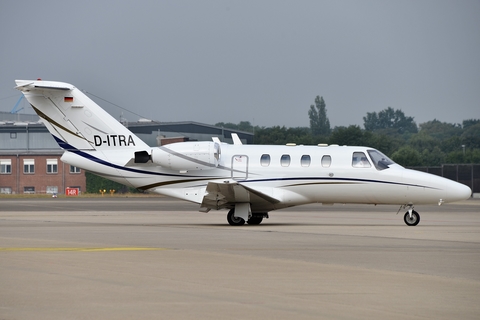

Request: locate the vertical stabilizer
(15, 80), (148, 151)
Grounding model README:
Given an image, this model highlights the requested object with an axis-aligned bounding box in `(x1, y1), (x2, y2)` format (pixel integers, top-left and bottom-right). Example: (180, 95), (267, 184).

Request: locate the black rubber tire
(227, 209), (245, 226)
(247, 216), (263, 225)
(404, 210), (420, 226)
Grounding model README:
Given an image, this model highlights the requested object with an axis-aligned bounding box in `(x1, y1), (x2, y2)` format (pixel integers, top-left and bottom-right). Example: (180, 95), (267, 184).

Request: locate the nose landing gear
(404, 210), (420, 226)
(398, 204), (421, 226)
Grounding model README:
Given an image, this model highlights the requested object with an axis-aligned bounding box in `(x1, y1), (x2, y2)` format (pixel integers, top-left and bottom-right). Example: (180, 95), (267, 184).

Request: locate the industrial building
(0, 111), (253, 195)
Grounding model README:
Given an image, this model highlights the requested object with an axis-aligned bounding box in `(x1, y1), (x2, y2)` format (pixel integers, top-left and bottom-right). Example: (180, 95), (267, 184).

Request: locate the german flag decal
(64, 97), (74, 102)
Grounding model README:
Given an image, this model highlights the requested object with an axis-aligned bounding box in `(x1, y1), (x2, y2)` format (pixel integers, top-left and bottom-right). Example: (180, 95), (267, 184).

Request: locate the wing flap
(200, 181), (280, 212)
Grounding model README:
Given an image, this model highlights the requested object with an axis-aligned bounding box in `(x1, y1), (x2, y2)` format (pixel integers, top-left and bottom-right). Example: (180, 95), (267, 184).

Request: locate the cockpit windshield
(367, 149), (395, 170)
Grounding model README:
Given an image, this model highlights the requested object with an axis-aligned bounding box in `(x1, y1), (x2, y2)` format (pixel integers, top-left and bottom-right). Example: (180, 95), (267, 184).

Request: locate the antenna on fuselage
(231, 133), (243, 145)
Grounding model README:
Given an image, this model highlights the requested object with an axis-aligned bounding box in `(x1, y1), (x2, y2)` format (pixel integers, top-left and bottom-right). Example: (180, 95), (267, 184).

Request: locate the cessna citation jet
(15, 80), (472, 226)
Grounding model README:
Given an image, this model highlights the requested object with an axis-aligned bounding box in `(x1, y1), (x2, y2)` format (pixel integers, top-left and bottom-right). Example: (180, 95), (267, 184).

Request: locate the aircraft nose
(445, 181), (472, 202)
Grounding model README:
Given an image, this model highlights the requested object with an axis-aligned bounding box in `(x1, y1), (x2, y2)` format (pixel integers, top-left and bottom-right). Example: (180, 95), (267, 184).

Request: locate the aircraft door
(231, 155), (248, 180)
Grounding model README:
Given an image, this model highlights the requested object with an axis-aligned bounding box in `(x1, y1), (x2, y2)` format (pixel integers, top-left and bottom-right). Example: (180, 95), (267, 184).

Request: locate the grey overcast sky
(1, 0), (479, 128)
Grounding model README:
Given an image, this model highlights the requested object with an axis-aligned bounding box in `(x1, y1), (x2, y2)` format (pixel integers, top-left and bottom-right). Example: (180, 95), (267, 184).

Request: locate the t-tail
(15, 80), (148, 152)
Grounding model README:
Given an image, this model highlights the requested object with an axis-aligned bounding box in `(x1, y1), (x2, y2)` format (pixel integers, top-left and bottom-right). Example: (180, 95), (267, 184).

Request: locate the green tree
(329, 125), (367, 146)
(237, 121), (254, 132)
(363, 107), (417, 135)
(366, 132), (404, 156)
(472, 149), (480, 163)
(461, 122), (480, 149)
(363, 112), (380, 131)
(445, 151), (464, 163)
(462, 119), (480, 130)
(254, 126), (315, 145)
(418, 119), (462, 140)
(86, 172), (137, 194)
(391, 146), (422, 167)
(441, 136), (462, 153)
(308, 96), (331, 136)
(421, 146), (445, 166)
(409, 132), (440, 153)
(253, 126), (287, 144)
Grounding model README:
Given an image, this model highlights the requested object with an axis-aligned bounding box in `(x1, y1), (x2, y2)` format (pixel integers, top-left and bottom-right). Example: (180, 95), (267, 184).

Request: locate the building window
(23, 159), (35, 174)
(0, 159), (12, 174)
(46, 186), (58, 194)
(47, 159), (58, 174)
(260, 154), (271, 167)
(281, 154), (291, 167)
(0, 187), (12, 194)
(321, 155), (331, 168)
(352, 152), (371, 168)
(10, 132), (17, 139)
(301, 155), (311, 167)
(70, 165), (81, 174)
(24, 186), (35, 194)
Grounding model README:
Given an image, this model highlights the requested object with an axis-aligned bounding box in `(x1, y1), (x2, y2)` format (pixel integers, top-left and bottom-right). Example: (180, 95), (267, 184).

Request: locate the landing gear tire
(404, 210), (420, 226)
(247, 216), (263, 225)
(227, 209), (245, 226)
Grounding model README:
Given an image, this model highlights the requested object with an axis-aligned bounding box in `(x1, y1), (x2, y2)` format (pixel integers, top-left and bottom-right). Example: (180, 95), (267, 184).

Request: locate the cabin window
(352, 152), (371, 168)
(321, 155), (331, 168)
(281, 154), (291, 167)
(301, 155), (311, 167)
(260, 154), (271, 167)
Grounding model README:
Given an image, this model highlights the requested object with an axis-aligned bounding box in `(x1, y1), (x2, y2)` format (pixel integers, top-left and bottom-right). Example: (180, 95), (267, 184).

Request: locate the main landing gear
(400, 204), (420, 226)
(227, 209), (245, 226)
(227, 209), (268, 226)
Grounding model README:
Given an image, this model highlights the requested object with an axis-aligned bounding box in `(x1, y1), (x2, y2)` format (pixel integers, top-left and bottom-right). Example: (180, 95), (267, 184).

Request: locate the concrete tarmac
(1, 197), (479, 319)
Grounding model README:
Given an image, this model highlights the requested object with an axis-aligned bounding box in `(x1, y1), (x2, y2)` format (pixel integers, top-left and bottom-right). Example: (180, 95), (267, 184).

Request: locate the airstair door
(231, 155), (248, 180)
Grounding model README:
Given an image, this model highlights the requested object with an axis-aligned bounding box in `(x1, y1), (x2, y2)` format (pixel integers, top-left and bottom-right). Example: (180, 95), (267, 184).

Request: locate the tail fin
(15, 80), (148, 151)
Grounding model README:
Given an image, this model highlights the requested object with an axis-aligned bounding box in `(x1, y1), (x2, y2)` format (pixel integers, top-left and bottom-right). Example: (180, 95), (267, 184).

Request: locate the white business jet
(15, 80), (472, 226)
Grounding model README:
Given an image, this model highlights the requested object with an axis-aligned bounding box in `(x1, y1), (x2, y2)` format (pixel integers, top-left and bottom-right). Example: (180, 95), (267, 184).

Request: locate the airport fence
(408, 164), (480, 194)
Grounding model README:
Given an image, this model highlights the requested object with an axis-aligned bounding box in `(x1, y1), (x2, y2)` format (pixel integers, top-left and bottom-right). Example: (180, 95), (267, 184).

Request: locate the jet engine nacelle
(151, 141), (220, 171)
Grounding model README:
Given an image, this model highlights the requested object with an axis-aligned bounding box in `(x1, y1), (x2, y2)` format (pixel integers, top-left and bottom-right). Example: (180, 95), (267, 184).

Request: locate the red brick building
(0, 152), (85, 195)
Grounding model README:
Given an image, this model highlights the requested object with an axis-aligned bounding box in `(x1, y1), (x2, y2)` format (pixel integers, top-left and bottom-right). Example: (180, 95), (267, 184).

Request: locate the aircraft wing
(200, 181), (281, 212)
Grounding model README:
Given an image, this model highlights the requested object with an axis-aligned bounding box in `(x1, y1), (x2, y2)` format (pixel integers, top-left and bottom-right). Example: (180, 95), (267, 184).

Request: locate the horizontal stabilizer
(15, 80), (73, 91)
